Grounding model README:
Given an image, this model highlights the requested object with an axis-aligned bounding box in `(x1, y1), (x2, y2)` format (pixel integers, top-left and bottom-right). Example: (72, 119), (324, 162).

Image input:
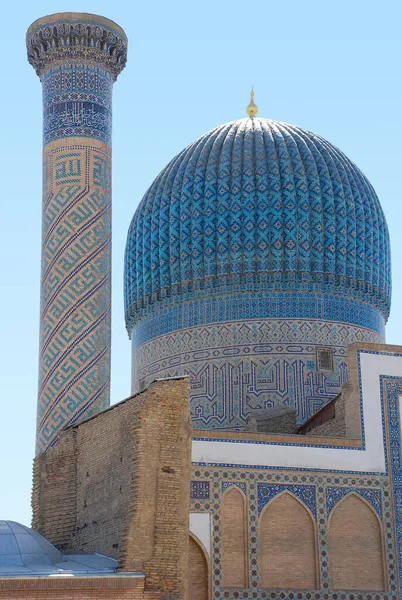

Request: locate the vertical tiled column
(26, 13), (127, 454)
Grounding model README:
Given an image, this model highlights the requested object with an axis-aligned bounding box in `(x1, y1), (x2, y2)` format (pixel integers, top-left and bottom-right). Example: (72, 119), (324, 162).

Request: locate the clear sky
(0, 0), (400, 526)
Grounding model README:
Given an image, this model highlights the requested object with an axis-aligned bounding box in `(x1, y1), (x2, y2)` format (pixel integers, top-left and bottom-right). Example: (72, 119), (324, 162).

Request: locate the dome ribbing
(124, 117), (391, 333)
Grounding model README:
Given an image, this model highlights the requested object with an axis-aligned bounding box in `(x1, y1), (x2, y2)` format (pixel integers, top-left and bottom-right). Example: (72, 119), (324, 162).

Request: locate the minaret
(26, 13), (127, 454)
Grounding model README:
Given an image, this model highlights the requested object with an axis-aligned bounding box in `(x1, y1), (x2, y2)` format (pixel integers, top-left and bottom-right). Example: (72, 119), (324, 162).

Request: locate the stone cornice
(27, 13), (127, 81)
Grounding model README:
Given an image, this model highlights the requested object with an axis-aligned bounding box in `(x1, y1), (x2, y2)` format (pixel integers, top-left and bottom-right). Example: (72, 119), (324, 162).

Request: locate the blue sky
(0, 0), (401, 526)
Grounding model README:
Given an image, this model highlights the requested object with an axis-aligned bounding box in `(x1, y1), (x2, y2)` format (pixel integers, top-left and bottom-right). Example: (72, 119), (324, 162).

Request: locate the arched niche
(328, 492), (385, 591)
(259, 491), (318, 589)
(221, 486), (247, 588)
(189, 533), (210, 600)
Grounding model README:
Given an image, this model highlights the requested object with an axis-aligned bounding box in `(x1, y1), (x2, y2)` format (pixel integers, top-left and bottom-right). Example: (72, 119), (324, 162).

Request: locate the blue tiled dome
(125, 117), (391, 332)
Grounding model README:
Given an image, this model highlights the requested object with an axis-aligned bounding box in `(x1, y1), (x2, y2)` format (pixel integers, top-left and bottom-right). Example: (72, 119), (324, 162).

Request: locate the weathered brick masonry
(32, 378), (192, 600)
(0, 575), (162, 599)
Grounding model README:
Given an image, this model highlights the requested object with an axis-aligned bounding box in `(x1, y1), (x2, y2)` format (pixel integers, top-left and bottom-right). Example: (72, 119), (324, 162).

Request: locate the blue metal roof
(0, 521), (119, 576)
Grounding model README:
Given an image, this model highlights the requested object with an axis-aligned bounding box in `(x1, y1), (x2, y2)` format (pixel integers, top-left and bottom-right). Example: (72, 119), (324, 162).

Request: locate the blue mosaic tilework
(132, 291), (385, 348)
(222, 481), (246, 495)
(257, 483), (316, 516)
(190, 481), (210, 500)
(42, 66), (113, 145)
(132, 317), (381, 428)
(382, 374), (402, 596)
(125, 118), (391, 332)
(36, 144), (112, 454)
(325, 486), (382, 517)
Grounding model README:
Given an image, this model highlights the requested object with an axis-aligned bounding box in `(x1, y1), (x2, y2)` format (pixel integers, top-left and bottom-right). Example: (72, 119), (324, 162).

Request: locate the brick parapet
(0, 574), (160, 599)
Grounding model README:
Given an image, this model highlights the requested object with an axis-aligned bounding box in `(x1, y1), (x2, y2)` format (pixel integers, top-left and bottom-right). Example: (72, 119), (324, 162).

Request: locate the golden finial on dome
(246, 87), (258, 118)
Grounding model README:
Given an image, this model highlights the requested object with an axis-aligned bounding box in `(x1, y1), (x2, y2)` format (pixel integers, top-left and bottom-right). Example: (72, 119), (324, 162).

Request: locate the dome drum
(130, 290), (384, 429)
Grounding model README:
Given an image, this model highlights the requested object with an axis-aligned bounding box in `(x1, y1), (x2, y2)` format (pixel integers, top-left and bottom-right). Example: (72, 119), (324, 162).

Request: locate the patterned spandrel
(124, 117), (391, 332)
(325, 486), (382, 518)
(257, 483), (317, 517)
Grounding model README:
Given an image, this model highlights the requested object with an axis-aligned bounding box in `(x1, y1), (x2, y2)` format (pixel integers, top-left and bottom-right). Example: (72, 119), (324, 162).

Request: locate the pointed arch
(259, 490), (318, 589)
(328, 492), (385, 591)
(189, 533), (210, 600)
(221, 486), (247, 587)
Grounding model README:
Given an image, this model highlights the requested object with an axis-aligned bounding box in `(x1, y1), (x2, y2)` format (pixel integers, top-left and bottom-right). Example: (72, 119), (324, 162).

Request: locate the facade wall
(73, 396), (141, 558)
(188, 345), (402, 599)
(190, 463), (393, 598)
(32, 427), (78, 550)
(32, 345), (402, 600)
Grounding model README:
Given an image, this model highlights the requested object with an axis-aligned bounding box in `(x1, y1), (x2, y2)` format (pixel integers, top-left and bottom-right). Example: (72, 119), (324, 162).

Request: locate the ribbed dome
(125, 117), (391, 332)
(0, 521), (118, 575)
(0, 521), (62, 570)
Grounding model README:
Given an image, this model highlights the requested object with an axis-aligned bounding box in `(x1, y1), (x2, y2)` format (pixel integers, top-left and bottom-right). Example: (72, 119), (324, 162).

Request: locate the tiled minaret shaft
(27, 13), (127, 454)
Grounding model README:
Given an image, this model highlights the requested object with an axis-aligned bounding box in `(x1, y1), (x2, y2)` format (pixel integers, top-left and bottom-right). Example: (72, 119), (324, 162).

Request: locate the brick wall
(221, 488), (247, 587)
(304, 392), (346, 438)
(328, 493), (385, 590)
(189, 536), (209, 600)
(0, 575), (161, 599)
(73, 396), (143, 558)
(245, 407), (296, 434)
(259, 492), (318, 589)
(119, 378), (192, 600)
(31, 428), (78, 551)
(32, 378), (192, 600)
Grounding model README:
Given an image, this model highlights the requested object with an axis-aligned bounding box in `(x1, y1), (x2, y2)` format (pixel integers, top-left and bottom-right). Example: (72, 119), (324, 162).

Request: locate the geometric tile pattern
(190, 481), (210, 500)
(42, 65), (113, 145)
(37, 143), (112, 454)
(132, 291), (385, 348)
(125, 117), (391, 332)
(325, 486), (382, 517)
(383, 376), (402, 591)
(222, 481), (246, 495)
(132, 315), (382, 429)
(257, 483), (317, 516)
